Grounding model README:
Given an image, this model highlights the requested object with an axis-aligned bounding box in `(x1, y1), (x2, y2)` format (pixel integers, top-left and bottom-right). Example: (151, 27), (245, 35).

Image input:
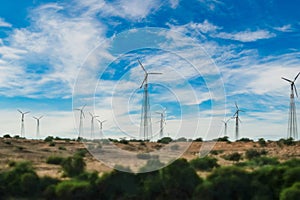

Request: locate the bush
(223, 152), (242, 162)
(217, 136), (229, 142)
(277, 138), (295, 146)
(157, 137), (172, 144)
(193, 137), (203, 142)
(245, 149), (267, 160)
(46, 156), (65, 165)
(190, 156), (219, 171)
(210, 150), (224, 155)
(58, 146), (66, 150)
(175, 137), (187, 142)
(49, 142), (56, 147)
(55, 180), (92, 199)
(251, 157), (279, 167)
(44, 136), (54, 142)
(280, 182), (300, 200)
(3, 134), (11, 138)
(258, 138), (267, 147)
(139, 159), (165, 172)
(75, 148), (88, 157)
(119, 139), (129, 144)
(61, 155), (86, 177)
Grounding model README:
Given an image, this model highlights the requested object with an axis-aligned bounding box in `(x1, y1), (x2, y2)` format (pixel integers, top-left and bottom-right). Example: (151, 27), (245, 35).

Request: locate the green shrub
(46, 156), (65, 165)
(49, 141), (55, 147)
(223, 152), (242, 162)
(4, 140), (11, 145)
(217, 136), (229, 142)
(250, 156), (279, 167)
(58, 146), (66, 150)
(61, 155), (86, 177)
(3, 134), (11, 138)
(157, 137), (172, 144)
(75, 148), (88, 157)
(280, 182), (300, 200)
(258, 138), (267, 147)
(277, 138), (295, 146)
(176, 137), (187, 142)
(190, 156), (219, 171)
(119, 139), (129, 144)
(193, 137), (203, 142)
(55, 180), (92, 199)
(245, 149), (267, 160)
(210, 150), (224, 155)
(44, 136), (54, 142)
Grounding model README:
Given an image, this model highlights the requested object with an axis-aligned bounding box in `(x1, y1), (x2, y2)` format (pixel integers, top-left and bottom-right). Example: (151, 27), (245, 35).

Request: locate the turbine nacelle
(282, 72), (300, 98)
(138, 59), (162, 88)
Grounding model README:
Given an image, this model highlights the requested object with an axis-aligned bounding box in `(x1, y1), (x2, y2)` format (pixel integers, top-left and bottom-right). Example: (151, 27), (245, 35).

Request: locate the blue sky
(0, 0), (300, 140)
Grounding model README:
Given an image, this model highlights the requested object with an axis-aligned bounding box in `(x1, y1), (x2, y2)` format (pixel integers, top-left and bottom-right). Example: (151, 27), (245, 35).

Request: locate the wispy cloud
(0, 18), (12, 28)
(274, 24), (293, 32)
(216, 29), (276, 42)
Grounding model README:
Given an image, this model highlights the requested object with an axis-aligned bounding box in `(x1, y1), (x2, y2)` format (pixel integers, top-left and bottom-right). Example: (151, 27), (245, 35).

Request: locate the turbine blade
(282, 77), (293, 83)
(33, 117), (38, 120)
(235, 102), (239, 109)
(102, 120), (107, 123)
(39, 116), (44, 119)
(17, 109), (22, 114)
(294, 72), (300, 82)
(82, 111), (85, 118)
(24, 111), (30, 114)
(89, 112), (93, 117)
(294, 84), (298, 98)
(82, 104), (86, 110)
(140, 76), (147, 88)
(138, 59), (147, 73)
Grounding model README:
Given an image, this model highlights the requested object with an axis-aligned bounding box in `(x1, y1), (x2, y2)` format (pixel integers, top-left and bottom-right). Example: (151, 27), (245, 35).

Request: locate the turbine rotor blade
(17, 109), (22, 114)
(294, 72), (300, 82)
(24, 111), (30, 114)
(294, 84), (298, 98)
(140, 76), (147, 88)
(39, 116), (44, 119)
(82, 104), (87, 110)
(235, 102), (239, 109)
(282, 77), (293, 83)
(138, 59), (147, 73)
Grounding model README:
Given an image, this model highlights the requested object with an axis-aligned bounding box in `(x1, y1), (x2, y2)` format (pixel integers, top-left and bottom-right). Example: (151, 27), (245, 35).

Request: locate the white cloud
(169, 0), (179, 9)
(190, 20), (221, 33)
(216, 29), (276, 42)
(75, 0), (161, 21)
(0, 18), (12, 27)
(274, 24), (293, 32)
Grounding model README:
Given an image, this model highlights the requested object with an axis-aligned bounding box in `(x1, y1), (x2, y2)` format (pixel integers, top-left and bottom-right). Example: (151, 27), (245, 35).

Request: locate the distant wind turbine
(233, 102), (244, 140)
(222, 118), (231, 136)
(89, 112), (99, 139)
(74, 105), (86, 138)
(138, 59), (162, 141)
(156, 108), (166, 138)
(97, 119), (107, 138)
(33, 116), (43, 139)
(17, 109), (30, 137)
(282, 72), (300, 139)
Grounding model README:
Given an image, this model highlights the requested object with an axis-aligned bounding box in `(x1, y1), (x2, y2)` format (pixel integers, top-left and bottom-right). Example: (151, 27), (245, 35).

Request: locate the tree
(280, 182), (300, 200)
(190, 156), (219, 171)
(160, 158), (202, 199)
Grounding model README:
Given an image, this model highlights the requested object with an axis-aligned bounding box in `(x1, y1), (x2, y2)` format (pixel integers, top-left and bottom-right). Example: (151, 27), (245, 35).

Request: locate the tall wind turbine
(75, 105), (86, 138)
(138, 59), (162, 141)
(33, 116), (43, 139)
(222, 118), (231, 136)
(97, 119), (106, 139)
(89, 112), (99, 139)
(156, 108), (166, 138)
(17, 109), (30, 137)
(282, 72), (300, 139)
(233, 102), (244, 140)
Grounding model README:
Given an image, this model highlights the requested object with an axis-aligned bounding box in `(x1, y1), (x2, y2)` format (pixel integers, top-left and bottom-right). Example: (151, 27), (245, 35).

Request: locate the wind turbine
(33, 116), (43, 139)
(97, 119), (107, 139)
(222, 118), (231, 136)
(17, 109), (30, 137)
(282, 72), (300, 139)
(233, 102), (244, 140)
(89, 112), (99, 139)
(156, 108), (166, 138)
(74, 105), (86, 138)
(138, 59), (162, 141)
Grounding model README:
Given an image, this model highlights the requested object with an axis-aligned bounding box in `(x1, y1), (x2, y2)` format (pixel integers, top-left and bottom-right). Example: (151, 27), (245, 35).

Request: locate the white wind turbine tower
(33, 116), (43, 139)
(138, 59), (162, 141)
(222, 118), (231, 136)
(282, 72), (300, 139)
(233, 102), (244, 140)
(17, 109), (30, 137)
(97, 119), (106, 139)
(156, 108), (166, 138)
(75, 105), (86, 138)
(89, 112), (99, 139)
